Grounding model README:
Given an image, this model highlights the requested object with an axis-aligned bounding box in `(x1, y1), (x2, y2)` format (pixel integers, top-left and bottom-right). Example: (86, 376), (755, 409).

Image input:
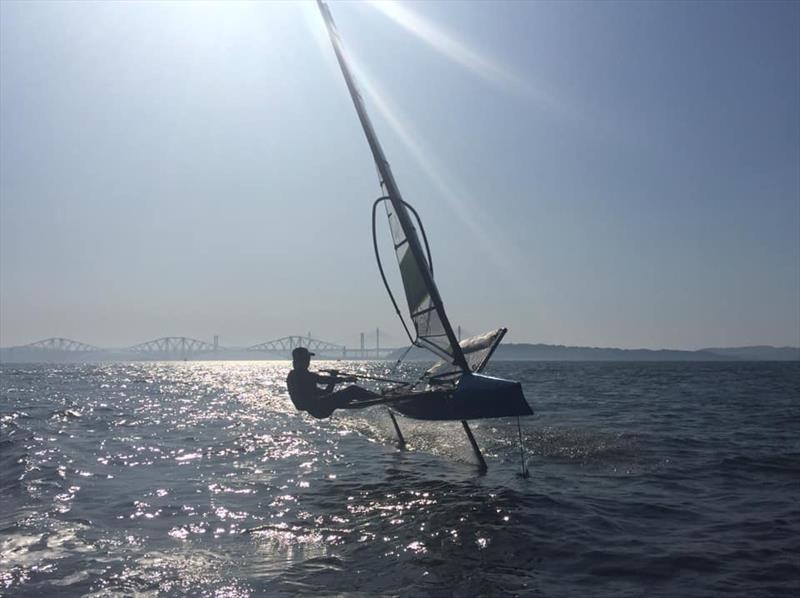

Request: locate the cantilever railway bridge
(2, 336), (397, 360)
(19, 337), (102, 353)
(128, 337), (218, 356)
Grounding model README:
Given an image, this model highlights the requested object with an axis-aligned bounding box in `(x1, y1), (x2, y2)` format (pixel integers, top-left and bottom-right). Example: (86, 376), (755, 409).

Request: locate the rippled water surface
(1, 361), (798, 596)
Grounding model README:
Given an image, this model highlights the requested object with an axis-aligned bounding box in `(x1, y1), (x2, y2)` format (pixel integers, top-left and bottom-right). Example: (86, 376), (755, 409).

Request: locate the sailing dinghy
(316, 1), (533, 471)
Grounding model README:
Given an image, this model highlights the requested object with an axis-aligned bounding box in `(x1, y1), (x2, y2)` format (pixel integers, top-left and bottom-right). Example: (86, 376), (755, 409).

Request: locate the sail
(383, 199), (455, 362)
(423, 328), (507, 381)
(317, 0), (468, 370)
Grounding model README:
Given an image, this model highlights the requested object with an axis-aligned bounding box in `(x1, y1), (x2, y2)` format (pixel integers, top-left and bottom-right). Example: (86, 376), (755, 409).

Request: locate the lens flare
(367, 0), (556, 108)
(348, 56), (518, 280)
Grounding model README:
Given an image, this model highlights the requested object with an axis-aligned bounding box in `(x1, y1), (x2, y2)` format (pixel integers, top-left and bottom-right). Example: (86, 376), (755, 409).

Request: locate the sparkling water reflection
(1, 361), (798, 596)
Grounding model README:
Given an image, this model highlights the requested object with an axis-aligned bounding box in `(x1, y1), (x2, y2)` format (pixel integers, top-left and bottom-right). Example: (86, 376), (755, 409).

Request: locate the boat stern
(391, 372), (533, 421)
(452, 372), (533, 420)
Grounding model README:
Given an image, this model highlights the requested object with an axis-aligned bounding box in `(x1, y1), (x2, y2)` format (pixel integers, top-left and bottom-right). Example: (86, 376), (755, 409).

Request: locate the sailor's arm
(314, 370), (357, 393)
(312, 371), (339, 393)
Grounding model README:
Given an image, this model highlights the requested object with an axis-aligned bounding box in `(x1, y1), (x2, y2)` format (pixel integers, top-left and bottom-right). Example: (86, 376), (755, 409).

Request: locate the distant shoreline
(1, 343), (797, 363)
(387, 343), (800, 362)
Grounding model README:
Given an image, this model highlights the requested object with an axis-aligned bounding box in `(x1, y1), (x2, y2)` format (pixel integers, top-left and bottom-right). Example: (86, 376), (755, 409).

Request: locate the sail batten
(317, 0), (468, 371)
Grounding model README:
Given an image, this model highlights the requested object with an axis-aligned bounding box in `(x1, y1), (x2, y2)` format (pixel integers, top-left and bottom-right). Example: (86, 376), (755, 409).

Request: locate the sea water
(1, 361), (798, 596)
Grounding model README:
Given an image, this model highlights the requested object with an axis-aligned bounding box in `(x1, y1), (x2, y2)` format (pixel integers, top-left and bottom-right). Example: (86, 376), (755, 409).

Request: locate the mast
(316, 0), (468, 371)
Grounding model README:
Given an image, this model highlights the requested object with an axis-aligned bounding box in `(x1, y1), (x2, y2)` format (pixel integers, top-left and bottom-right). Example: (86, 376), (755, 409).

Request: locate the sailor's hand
(322, 369), (356, 383)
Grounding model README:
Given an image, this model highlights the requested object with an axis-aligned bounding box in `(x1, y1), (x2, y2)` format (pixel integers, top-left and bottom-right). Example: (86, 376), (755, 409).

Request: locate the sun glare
(172, 1), (296, 53)
(346, 55), (518, 282)
(366, 0), (554, 108)
(306, 1), (522, 282)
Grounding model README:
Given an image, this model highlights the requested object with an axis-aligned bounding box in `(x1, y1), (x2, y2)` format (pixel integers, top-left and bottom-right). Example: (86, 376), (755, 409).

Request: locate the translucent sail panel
(384, 201), (455, 361)
(317, 0), (463, 367)
(423, 328), (507, 381)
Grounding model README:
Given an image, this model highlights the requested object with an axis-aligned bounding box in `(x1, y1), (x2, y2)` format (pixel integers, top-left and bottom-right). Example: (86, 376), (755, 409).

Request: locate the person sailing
(286, 347), (378, 419)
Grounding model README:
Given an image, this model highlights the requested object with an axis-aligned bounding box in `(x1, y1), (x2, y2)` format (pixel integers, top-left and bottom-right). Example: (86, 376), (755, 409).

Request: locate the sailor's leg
(306, 403), (336, 419)
(326, 385), (379, 409)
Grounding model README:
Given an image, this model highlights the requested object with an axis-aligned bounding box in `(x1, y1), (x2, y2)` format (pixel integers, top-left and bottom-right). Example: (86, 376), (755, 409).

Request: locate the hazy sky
(1, 0), (798, 350)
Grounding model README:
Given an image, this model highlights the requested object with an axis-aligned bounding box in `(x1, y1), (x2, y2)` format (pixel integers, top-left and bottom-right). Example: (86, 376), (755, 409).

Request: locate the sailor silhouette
(286, 347), (376, 418)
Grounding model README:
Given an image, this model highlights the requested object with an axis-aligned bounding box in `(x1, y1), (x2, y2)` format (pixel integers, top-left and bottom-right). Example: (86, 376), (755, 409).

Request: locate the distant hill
(386, 343), (800, 362)
(2, 343), (797, 364)
(698, 346), (800, 361)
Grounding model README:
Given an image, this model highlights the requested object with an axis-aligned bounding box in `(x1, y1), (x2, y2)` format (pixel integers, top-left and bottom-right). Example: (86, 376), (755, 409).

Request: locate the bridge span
(1, 336), (398, 361)
(128, 337), (217, 357)
(245, 336), (394, 359)
(19, 338), (102, 352)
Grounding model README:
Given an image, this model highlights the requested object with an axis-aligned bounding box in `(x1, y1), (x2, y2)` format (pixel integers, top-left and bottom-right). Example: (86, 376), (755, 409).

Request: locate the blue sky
(1, 0), (798, 350)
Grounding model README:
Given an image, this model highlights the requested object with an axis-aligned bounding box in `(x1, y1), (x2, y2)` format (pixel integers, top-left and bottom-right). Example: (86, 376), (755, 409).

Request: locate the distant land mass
(387, 343), (800, 362)
(0, 342), (798, 363)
